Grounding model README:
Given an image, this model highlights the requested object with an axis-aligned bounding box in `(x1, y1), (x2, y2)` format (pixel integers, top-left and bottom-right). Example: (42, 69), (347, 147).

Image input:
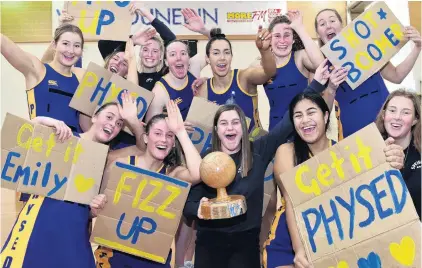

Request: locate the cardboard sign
(69, 62), (154, 130)
(278, 124), (421, 267)
(0, 113), (109, 205)
(321, 1), (408, 89)
(65, 1), (133, 41)
(91, 161), (191, 264)
(186, 97), (219, 155)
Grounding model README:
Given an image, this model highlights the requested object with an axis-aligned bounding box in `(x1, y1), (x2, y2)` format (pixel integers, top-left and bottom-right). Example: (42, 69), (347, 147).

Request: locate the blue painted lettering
(19, 220), (27, 232)
(116, 213), (157, 244)
(355, 20), (371, 39)
(342, 62), (362, 82)
(384, 28), (400, 46)
(96, 9), (115, 35)
(330, 39), (347, 60)
(367, 44), (382, 61)
(90, 78), (111, 105)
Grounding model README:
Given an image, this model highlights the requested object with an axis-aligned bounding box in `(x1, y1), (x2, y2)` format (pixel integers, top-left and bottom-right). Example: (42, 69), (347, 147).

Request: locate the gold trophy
(199, 151), (247, 219)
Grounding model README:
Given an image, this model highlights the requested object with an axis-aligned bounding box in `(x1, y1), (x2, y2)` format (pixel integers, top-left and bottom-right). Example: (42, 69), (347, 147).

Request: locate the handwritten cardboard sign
(65, 1), (133, 41)
(321, 1), (408, 89)
(91, 161), (191, 264)
(0, 113), (109, 205)
(277, 123), (420, 267)
(69, 62), (154, 132)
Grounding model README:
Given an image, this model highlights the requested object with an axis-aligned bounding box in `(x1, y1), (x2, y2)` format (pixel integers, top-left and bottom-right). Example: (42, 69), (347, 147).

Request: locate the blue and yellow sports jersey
(264, 52), (308, 130)
(94, 155), (172, 268)
(155, 72), (195, 120)
(206, 69), (260, 131)
(335, 71), (389, 138)
(262, 140), (337, 268)
(1, 134), (95, 268)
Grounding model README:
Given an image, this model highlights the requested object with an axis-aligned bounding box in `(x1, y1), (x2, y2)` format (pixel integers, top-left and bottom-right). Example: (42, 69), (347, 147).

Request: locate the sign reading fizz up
(1, 113), (109, 205)
(277, 124), (420, 267)
(321, 1), (408, 89)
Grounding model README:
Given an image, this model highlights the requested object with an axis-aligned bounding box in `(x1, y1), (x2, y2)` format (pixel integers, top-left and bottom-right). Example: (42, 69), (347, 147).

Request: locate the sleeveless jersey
(206, 69), (260, 131)
(264, 52), (308, 130)
(335, 71), (389, 138)
(26, 64), (81, 132)
(94, 156), (172, 268)
(1, 133), (95, 268)
(155, 72), (195, 120)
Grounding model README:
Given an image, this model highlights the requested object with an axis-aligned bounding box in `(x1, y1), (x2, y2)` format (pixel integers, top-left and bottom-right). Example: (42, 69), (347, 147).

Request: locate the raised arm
(145, 82), (170, 122)
(1, 33), (44, 89)
(124, 39), (139, 85)
(288, 10), (324, 71)
(380, 26), (421, 84)
(166, 101), (202, 184)
(31, 116), (73, 143)
(240, 27), (276, 91)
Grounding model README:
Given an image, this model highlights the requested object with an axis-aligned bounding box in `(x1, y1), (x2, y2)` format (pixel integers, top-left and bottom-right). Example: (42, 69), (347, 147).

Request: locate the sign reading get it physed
(321, 1), (408, 89)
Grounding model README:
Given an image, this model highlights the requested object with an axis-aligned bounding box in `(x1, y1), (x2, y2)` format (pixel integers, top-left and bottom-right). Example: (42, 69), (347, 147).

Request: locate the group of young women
(0, 3), (420, 268)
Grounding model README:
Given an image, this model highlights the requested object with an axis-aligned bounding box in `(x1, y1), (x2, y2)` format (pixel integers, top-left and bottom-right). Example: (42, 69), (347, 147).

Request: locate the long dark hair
(289, 92), (330, 165)
(211, 104), (251, 177)
(268, 15), (304, 51)
(206, 28), (233, 57)
(145, 114), (183, 167)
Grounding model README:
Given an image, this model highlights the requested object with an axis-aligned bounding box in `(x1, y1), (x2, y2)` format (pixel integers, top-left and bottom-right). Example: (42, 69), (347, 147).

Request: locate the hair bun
(210, 28), (226, 39)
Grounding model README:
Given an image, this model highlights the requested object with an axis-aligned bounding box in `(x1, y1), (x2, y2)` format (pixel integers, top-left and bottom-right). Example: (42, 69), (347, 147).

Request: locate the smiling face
(54, 32), (83, 67)
(216, 110), (243, 154)
(92, 104), (124, 143)
(315, 10), (343, 45)
(140, 39), (162, 69)
(107, 52), (128, 77)
(271, 23), (294, 57)
(207, 40), (233, 78)
(166, 41), (190, 79)
(293, 99), (328, 144)
(383, 96), (418, 140)
(143, 119), (176, 161)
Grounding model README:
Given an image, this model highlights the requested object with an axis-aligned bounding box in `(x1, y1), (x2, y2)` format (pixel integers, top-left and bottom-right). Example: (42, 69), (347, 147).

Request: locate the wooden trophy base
(201, 195), (247, 220)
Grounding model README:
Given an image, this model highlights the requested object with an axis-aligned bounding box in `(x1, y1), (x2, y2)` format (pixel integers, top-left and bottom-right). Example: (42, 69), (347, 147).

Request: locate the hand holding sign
(328, 66), (348, 89)
(293, 249), (312, 268)
(384, 137), (405, 169)
(58, 9), (74, 25)
(90, 194), (107, 218)
(313, 59), (331, 85)
(32, 117), (73, 143)
(404, 26), (421, 49)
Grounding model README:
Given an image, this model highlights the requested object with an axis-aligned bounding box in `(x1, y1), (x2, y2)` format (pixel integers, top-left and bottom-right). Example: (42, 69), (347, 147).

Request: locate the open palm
(165, 100), (185, 135)
(182, 8), (205, 33)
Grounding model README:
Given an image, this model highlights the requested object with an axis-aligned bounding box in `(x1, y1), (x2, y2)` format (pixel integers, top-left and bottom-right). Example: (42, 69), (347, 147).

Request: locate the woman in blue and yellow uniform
(251, 11), (324, 130)
(94, 100), (202, 268)
(0, 98), (141, 268)
(315, 8), (421, 139)
(195, 26), (276, 132)
(264, 92), (405, 268)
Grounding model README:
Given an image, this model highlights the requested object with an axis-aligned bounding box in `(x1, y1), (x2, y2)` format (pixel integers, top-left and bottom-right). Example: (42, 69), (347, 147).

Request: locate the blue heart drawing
(357, 252), (382, 268)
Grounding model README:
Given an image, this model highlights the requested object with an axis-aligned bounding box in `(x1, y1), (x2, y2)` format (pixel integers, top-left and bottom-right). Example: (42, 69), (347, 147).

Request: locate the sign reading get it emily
(277, 124), (420, 267)
(321, 1), (409, 89)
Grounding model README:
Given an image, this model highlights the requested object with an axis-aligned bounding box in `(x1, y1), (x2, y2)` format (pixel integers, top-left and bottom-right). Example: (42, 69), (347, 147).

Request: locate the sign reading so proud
(278, 124), (420, 267)
(65, 1), (133, 41)
(91, 161), (191, 263)
(70, 62), (154, 134)
(0, 113), (108, 205)
(321, 1), (408, 89)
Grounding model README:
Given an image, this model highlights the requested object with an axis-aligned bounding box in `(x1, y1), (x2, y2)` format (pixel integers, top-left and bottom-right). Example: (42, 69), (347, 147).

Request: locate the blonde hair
(375, 89), (421, 153)
(138, 35), (165, 73)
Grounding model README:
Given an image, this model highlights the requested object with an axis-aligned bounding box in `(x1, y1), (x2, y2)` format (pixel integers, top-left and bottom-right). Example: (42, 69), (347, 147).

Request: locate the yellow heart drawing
(74, 174), (95, 193)
(329, 261), (349, 268)
(389, 236), (415, 266)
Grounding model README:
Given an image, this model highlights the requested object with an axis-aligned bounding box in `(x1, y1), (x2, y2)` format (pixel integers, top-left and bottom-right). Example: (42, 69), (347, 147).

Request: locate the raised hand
(59, 10), (74, 25)
(255, 25), (272, 51)
(313, 58), (331, 85)
(118, 90), (138, 122)
(287, 10), (303, 30)
(165, 100), (185, 135)
(181, 8), (206, 34)
(125, 38), (135, 62)
(90, 194), (107, 218)
(132, 27), (157, 46)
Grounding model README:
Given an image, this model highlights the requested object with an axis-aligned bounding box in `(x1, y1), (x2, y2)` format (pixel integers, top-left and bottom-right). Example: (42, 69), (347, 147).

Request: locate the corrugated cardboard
(0, 113), (109, 205)
(277, 123), (420, 267)
(69, 62), (154, 134)
(91, 161), (191, 264)
(64, 1), (133, 41)
(321, 1), (408, 89)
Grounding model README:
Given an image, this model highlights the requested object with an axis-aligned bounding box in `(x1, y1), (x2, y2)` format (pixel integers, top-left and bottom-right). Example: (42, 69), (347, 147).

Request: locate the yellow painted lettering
(356, 136), (373, 170)
(32, 137), (43, 153)
(138, 180), (163, 213)
(362, 11), (378, 28)
(350, 153), (362, 173)
(342, 28), (360, 48)
(355, 51), (374, 70)
(132, 178), (148, 208)
(295, 165), (321, 196)
(104, 84), (123, 103)
(156, 185), (181, 219)
(78, 10), (100, 35)
(76, 71), (98, 98)
(64, 141), (73, 163)
(45, 133), (56, 157)
(374, 35), (393, 54)
(316, 164), (334, 187)
(114, 172), (137, 204)
(330, 151), (345, 179)
(72, 142), (84, 164)
(17, 123), (33, 149)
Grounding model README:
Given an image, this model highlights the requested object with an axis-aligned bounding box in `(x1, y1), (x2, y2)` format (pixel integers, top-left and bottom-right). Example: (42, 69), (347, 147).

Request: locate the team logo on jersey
(48, 80), (58, 86)
(174, 97), (183, 105)
(146, 78), (153, 83)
